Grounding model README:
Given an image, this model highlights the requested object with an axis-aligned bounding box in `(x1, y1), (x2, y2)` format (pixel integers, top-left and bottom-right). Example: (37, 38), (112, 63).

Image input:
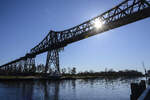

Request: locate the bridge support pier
(45, 49), (60, 75)
(28, 58), (36, 73)
(22, 58), (35, 73)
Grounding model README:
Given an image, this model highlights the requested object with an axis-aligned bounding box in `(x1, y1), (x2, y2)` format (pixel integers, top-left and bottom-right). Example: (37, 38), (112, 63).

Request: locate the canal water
(0, 77), (145, 100)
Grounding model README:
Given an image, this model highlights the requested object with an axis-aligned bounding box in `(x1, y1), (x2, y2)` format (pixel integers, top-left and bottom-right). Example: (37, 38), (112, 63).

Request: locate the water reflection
(0, 77), (145, 100)
(34, 80), (60, 100)
(0, 81), (34, 100)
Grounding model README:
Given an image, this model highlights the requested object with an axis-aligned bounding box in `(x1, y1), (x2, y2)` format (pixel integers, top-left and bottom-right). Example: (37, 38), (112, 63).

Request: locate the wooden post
(130, 80), (146, 100)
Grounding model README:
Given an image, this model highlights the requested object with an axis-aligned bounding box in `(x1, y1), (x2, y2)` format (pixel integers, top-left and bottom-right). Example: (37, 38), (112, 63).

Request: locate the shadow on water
(0, 77), (145, 100)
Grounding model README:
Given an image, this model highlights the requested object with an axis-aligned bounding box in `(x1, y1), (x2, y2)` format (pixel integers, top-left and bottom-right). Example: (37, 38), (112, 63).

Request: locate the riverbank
(0, 75), (143, 80)
(0, 75), (99, 80)
(0, 75), (41, 80)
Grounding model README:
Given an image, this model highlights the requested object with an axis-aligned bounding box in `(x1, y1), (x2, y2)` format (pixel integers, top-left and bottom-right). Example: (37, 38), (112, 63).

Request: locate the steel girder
(0, 57), (35, 74)
(30, 0), (150, 55)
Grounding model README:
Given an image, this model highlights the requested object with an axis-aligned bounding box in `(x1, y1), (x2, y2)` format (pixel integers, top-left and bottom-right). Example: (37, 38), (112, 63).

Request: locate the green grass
(0, 75), (38, 79)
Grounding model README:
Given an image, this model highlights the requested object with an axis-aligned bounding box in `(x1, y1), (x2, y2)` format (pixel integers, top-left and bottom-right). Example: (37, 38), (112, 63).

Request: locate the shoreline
(0, 75), (143, 81)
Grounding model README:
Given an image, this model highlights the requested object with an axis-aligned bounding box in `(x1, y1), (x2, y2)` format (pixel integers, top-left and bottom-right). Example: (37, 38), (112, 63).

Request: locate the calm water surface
(0, 77), (145, 100)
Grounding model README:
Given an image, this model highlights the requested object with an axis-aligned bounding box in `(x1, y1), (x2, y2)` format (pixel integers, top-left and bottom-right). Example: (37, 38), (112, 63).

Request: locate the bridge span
(0, 0), (150, 76)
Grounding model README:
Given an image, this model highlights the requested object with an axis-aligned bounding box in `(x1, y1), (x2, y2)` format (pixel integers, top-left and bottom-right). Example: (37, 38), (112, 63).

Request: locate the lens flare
(93, 18), (104, 29)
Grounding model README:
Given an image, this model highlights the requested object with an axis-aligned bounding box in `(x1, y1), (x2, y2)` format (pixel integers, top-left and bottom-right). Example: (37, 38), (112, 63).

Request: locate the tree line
(61, 67), (143, 77)
(0, 63), (143, 77)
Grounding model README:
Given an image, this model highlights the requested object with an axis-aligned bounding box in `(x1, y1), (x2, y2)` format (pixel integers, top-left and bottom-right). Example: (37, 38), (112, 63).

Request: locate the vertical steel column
(23, 59), (28, 72)
(30, 58), (35, 73)
(18, 61), (23, 72)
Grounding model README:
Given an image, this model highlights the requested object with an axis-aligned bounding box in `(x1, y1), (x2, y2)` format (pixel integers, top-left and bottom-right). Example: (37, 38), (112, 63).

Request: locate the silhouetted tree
(61, 68), (67, 74)
(71, 67), (76, 75)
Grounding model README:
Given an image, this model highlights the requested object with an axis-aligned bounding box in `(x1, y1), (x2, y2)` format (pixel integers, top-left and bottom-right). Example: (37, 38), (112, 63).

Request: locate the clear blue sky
(0, 0), (150, 72)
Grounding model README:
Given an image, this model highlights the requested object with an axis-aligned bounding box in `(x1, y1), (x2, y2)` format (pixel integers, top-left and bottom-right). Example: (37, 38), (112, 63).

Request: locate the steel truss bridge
(0, 0), (150, 76)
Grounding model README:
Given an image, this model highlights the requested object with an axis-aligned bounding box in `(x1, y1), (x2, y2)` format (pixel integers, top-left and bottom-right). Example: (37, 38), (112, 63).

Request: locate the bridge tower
(44, 31), (63, 75)
(45, 49), (60, 75)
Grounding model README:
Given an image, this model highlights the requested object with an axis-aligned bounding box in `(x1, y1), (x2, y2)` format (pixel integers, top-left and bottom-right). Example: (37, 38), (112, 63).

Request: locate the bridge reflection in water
(0, 77), (144, 100)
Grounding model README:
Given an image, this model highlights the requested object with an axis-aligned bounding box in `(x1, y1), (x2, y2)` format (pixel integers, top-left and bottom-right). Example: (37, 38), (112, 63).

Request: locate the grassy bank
(0, 74), (144, 80)
(0, 75), (41, 80)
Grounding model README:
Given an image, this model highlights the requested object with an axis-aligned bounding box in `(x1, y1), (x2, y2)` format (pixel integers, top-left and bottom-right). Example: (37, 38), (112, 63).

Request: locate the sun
(93, 18), (104, 29)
